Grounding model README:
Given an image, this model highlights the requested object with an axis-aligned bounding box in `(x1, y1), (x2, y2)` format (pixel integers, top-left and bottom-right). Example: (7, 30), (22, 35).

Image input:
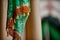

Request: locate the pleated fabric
(6, 0), (31, 40)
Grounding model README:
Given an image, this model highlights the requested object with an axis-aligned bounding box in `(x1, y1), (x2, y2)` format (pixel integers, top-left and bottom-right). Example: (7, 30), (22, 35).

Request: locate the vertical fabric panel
(40, 0), (60, 40)
(42, 17), (60, 40)
(6, 0), (31, 40)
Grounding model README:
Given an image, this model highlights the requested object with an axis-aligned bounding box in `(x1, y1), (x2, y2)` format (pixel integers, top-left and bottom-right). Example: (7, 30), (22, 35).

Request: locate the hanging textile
(42, 16), (60, 40)
(6, 0), (31, 40)
(40, 0), (60, 40)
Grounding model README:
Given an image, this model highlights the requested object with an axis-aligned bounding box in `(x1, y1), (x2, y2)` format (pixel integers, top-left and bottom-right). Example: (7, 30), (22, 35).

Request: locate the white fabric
(7, 35), (13, 40)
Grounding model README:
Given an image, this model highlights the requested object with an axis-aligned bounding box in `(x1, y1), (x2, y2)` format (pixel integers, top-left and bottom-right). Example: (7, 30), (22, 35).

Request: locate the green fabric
(14, 14), (28, 35)
(7, 0), (30, 40)
(7, 0), (14, 19)
(42, 18), (60, 40)
(49, 23), (60, 40)
(42, 20), (50, 40)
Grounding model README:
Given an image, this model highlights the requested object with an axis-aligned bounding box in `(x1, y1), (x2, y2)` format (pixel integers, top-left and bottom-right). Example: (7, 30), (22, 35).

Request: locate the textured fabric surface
(6, 0), (31, 40)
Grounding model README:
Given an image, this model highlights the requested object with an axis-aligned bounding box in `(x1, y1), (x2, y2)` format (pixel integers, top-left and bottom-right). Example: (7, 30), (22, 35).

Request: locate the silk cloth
(6, 0), (31, 40)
